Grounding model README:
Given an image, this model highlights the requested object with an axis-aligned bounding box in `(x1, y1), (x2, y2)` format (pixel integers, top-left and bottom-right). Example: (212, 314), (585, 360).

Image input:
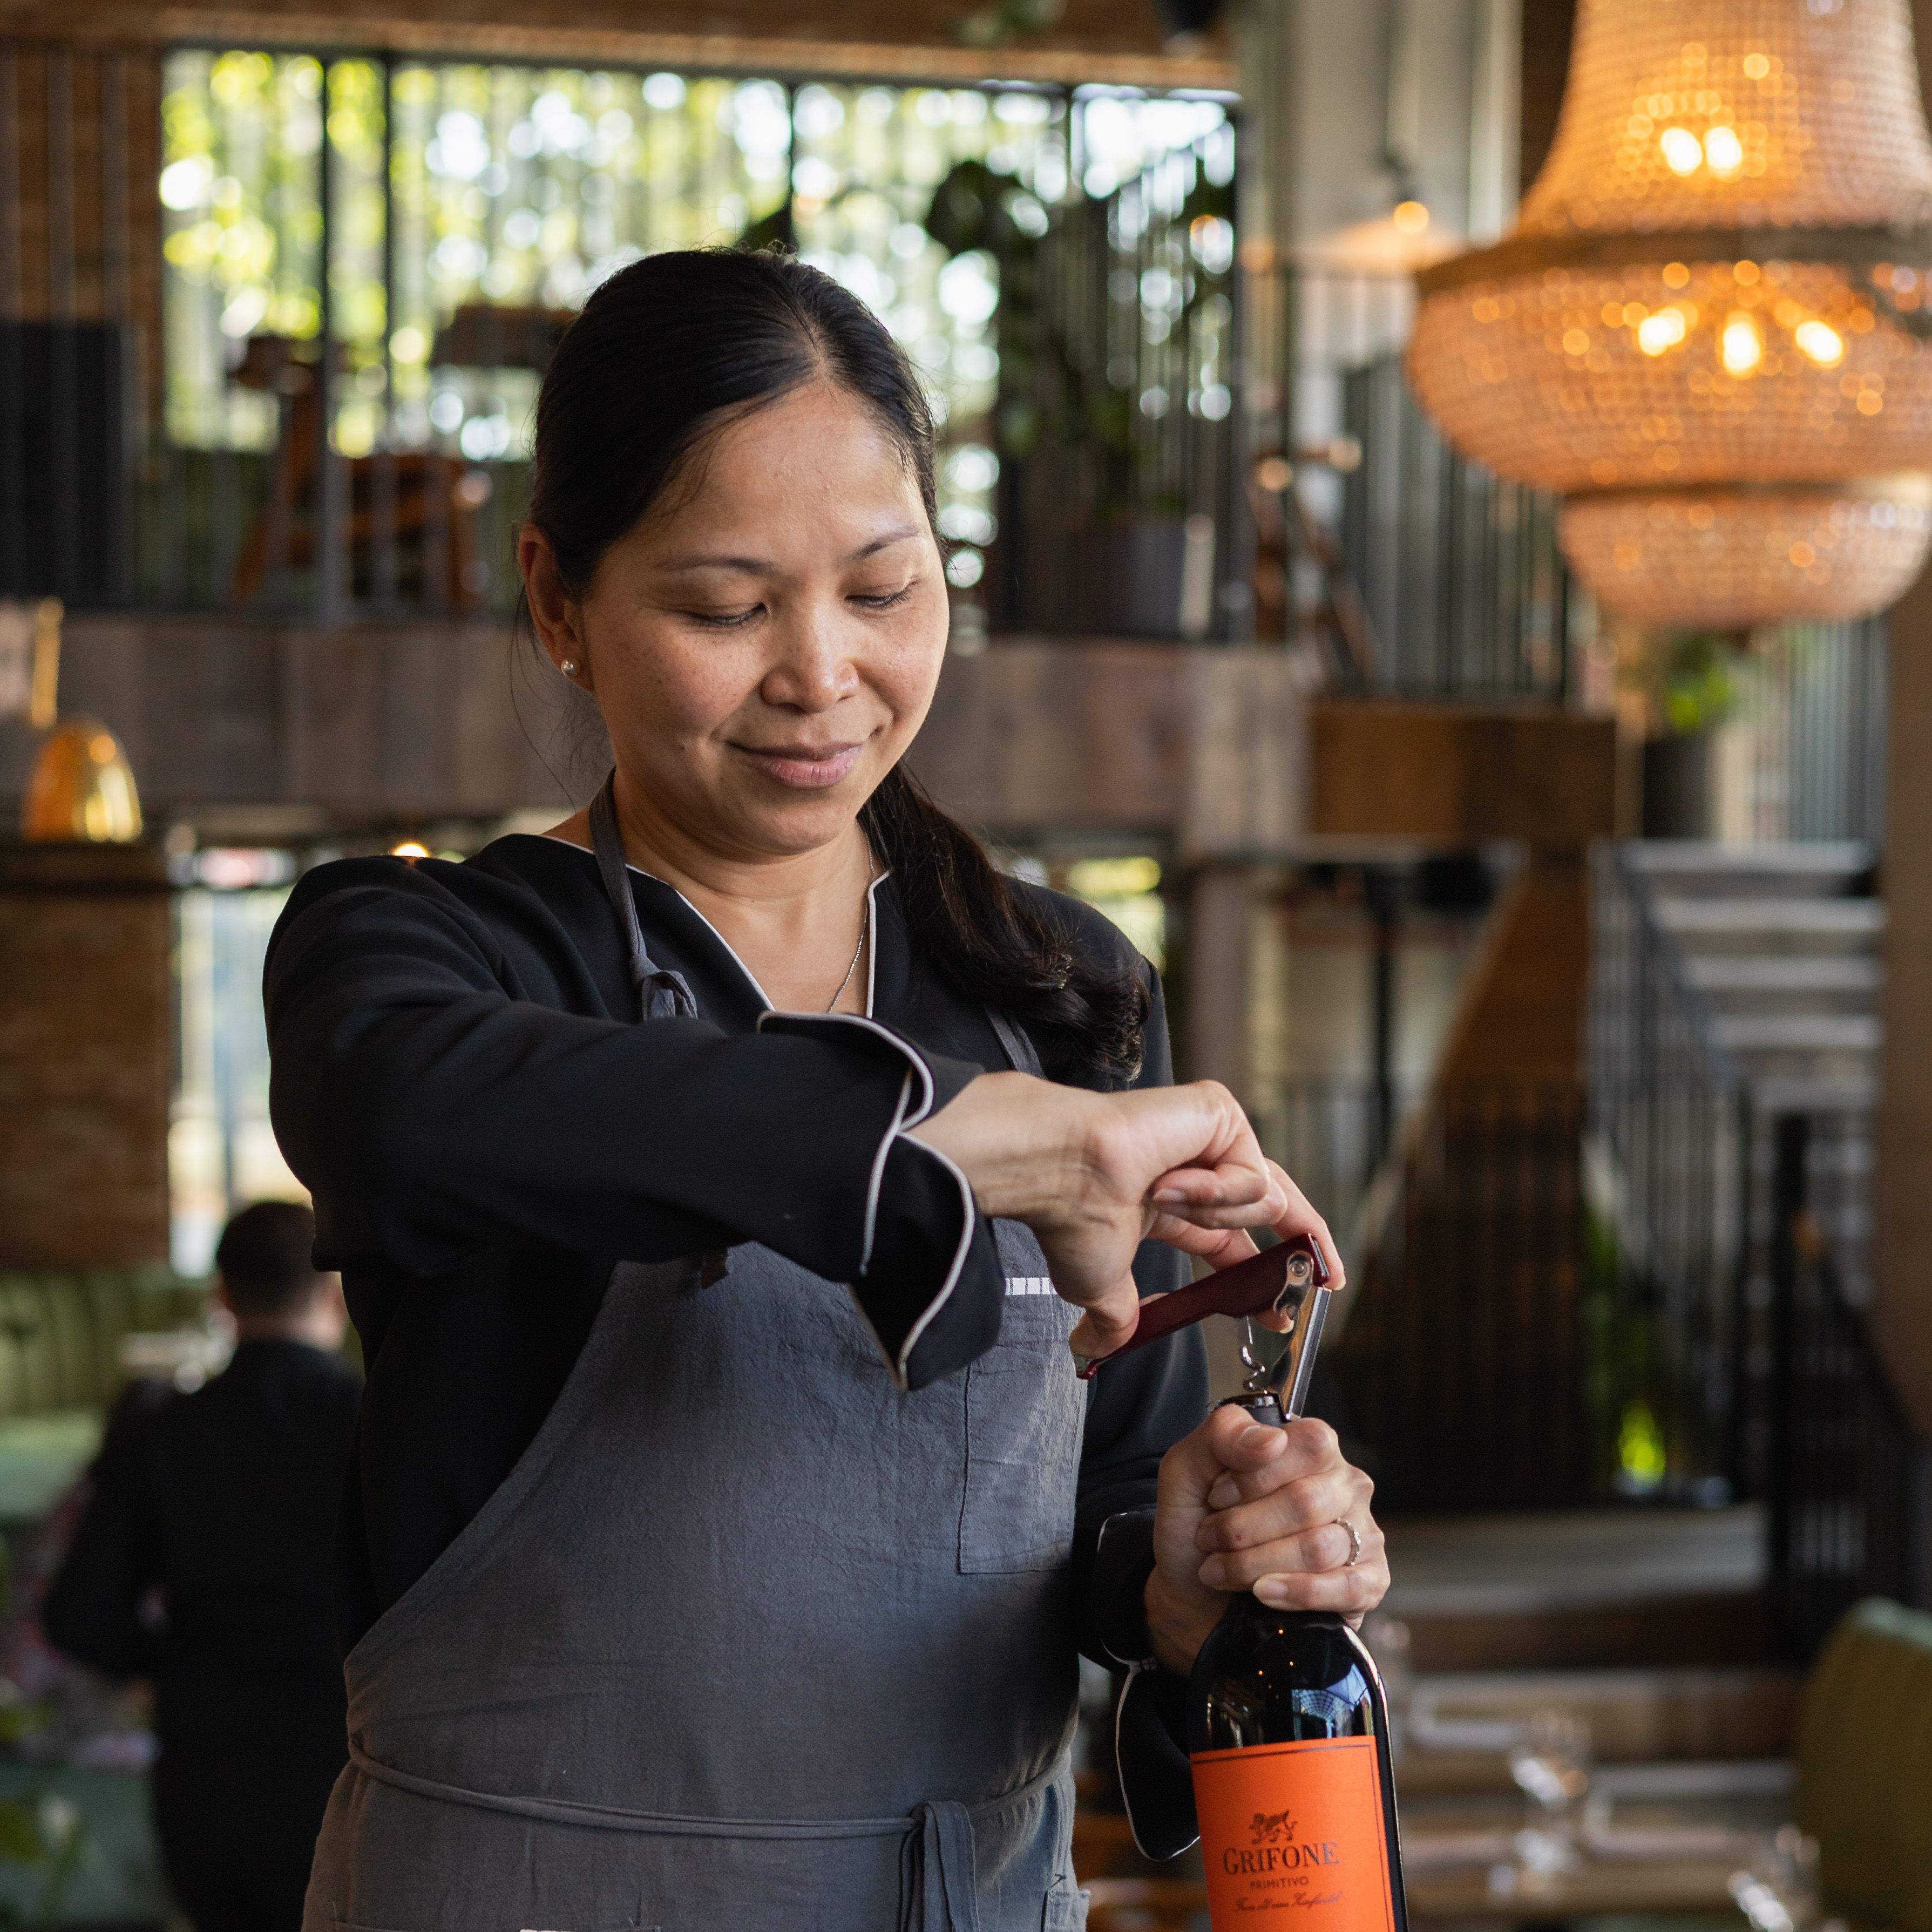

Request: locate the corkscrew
(1074, 1233), (1333, 1414)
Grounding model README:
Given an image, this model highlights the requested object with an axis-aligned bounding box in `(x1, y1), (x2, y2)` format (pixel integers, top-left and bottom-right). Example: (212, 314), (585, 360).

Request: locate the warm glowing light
(1253, 455), (1294, 493)
(1660, 126), (1704, 174)
(1404, 0), (1932, 628)
(391, 840), (430, 860)
(1637, 308), (1687, 355)
(1720, 311), (1764, 375)
(1704, 125), (1744, 173)
(1392, 200), (1431, 234)
(1794, 318), (1846, 365)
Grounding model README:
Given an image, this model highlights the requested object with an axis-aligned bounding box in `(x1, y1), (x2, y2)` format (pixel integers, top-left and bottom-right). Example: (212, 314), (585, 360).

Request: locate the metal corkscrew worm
(1074, 1233), (1334, 1420)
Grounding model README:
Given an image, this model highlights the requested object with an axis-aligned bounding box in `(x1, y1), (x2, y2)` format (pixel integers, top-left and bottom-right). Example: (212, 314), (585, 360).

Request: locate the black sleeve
(266, 870), (1000, 1390)
(1069, 958), (1208, 1855)
(43, 1440), (163, 1682)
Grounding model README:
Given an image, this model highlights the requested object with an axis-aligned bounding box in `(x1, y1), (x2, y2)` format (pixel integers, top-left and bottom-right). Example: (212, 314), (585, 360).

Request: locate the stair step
(1749, 1074), (1879, 1113)
(1379, 1506), (1774, 1673)
(1396, 1667), (1799, 1779)
(1628, 842), (1874, 903)
(1392, 1590), (1785, 1674)
(1628, 841), (1872, 878)
(1713, 1014), (1882, 1053)
(1655, 898), (1884, 935)
(1685, 956), (1882, 994)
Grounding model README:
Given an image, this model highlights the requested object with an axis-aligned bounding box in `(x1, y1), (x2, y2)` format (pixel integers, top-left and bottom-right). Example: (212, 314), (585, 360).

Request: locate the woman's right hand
(907, 1073), (1286, 1358)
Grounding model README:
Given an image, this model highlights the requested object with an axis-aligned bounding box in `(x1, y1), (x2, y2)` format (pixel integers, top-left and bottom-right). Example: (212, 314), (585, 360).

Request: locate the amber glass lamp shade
(22, 718), (144, 843)
(1407, 0), (1932, 625)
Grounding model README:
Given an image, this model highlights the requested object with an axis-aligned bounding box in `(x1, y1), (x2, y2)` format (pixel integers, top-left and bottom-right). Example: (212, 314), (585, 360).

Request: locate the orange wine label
(1191, 1736), (1397, 1930)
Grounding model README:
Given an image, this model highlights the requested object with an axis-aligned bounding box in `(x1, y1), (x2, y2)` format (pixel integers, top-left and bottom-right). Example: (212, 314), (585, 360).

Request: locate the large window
(155, 53), (1233, 609)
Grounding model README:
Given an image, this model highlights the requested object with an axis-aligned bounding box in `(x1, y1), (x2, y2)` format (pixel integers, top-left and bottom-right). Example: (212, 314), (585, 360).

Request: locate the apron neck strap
(589, 771), (699, 1023)
(984, 1008), (1042, 1079)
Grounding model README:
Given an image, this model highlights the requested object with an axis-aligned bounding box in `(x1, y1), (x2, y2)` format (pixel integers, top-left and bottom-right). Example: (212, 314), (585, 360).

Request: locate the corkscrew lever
(1073, 1233), (1331, 1382)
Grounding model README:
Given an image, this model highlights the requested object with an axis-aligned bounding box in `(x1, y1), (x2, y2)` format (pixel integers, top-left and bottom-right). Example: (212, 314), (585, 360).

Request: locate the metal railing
(1324, 1076), (1591, 1511)
(1767, 1113), (1932, 1657)
(1256, 1075), (1417, 1263)
(1588, 848), (1751, 1503)
(1336, 349), (1572, 701)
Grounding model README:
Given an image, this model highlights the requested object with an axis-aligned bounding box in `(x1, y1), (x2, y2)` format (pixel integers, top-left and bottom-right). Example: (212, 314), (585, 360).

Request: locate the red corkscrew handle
(1074, 1233), (1330, 1380)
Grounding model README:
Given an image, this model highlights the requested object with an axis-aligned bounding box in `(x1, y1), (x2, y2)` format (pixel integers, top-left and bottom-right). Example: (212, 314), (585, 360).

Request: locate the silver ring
(1337, 1518), (1362, 1568)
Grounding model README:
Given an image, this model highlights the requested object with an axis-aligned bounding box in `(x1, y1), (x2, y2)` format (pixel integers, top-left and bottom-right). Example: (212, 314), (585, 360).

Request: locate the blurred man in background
(45, 1202), (360, 1932)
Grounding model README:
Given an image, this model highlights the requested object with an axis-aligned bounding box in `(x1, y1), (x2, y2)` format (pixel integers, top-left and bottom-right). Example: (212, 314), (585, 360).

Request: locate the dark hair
(525, 248), (1148, 1081)
(215, 1201), (326, 1318)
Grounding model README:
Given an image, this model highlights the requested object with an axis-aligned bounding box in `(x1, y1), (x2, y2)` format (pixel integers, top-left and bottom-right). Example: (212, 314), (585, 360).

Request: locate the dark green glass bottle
(1185, 1389), (1409, 1932)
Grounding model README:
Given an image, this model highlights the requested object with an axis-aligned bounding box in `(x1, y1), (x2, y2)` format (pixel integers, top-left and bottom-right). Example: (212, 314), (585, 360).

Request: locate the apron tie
(588, 772), (698, 1022)
(901, 1799), (980, 1932)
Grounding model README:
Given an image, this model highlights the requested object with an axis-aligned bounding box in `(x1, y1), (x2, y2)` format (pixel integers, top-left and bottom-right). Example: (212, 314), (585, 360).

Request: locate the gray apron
(303, 788), (1089, 1932)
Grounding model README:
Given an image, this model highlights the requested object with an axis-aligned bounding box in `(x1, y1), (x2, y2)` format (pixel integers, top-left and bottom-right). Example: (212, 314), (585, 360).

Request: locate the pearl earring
(560, 659), (579, 676)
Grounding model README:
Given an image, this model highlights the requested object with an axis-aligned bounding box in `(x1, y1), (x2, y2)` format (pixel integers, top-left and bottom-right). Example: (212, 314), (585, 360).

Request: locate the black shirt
(45, 1340), (364, 1757)
(262, 835), (1203, 1675)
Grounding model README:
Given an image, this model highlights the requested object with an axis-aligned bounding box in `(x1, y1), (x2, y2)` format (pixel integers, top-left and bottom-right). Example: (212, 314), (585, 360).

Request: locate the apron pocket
(959, 1304), (1081, 1574)
(1041, 1876), (1089, 1930)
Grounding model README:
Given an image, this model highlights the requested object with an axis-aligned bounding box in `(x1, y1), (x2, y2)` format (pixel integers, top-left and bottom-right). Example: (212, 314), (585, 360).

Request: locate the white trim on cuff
(753, 1008), (969, 1391)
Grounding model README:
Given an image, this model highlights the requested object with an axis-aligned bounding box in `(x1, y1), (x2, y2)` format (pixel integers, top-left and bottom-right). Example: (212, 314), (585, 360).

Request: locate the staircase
(1075, 843), (1893, 1929)
(1629, 842), (1882, 1308)
(1358, 845), (1888, 1915)
(1634, 842), (1880, 1106)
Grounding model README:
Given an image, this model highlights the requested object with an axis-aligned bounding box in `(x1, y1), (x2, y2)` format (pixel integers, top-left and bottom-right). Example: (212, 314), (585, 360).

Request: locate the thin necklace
(828, 886), (872, 1012)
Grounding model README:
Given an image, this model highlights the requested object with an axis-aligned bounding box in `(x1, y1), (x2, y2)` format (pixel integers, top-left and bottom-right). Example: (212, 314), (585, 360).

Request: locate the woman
(268, 249), (1388, 1932)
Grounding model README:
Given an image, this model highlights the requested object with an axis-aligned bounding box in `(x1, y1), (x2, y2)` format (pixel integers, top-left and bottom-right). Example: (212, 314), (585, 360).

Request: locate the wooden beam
(909, 641), (1309, 856)
(1311, 701), (1621, 848)
(0, 5), (1235, 92)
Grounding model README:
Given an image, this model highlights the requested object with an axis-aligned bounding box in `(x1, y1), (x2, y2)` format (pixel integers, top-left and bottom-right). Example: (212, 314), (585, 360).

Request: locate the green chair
(1794, 1597), (1932, 1932)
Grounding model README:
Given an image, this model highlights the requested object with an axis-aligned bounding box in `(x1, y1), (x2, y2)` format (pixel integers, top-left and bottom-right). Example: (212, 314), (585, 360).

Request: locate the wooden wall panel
(1311, 702), (1621, 849)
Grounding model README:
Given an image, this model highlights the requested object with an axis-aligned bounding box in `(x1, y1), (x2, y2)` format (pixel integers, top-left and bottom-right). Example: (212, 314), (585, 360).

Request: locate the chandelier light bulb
(1638, 308), (1690, 355)
(1660, 126), (1705, 174)
(1794, 318), (1847, 365)
(1407, 0), (1932, 626)
(1704, 124), (1745, 173)
(1721, 311), (1765, 375)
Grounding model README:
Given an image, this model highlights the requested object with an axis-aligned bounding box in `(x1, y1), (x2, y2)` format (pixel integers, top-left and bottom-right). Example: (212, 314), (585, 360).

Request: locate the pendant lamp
(17, 600), (143, 843)
(1407, 0), (1932, 627)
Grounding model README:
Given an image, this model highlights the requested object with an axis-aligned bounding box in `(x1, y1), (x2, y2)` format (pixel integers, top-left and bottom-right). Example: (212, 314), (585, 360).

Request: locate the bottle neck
(1214, 1389), (1350, 1629)
(1221, 1390), (1285, 1429)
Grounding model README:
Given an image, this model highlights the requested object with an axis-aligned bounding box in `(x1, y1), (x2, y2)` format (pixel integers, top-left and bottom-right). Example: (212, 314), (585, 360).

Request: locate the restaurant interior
(0, 0), (1928, 1923)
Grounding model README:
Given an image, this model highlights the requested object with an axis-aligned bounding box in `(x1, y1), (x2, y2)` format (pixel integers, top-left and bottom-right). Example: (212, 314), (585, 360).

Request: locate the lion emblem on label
(1249, 1808), (1298, 1846)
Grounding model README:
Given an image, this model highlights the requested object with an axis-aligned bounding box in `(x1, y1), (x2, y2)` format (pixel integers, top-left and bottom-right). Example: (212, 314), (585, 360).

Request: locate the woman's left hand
(1143, 1407), (1388, 1678)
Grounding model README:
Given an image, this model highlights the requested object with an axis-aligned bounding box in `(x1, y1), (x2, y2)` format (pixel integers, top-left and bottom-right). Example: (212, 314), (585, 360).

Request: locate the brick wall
(0, 841), (171, 1267)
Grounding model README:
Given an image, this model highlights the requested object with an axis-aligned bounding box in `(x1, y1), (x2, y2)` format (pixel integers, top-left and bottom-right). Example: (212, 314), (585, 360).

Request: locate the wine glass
(1729, 1826), (1834, 1932)
(1504, 1709), (1592, 1889)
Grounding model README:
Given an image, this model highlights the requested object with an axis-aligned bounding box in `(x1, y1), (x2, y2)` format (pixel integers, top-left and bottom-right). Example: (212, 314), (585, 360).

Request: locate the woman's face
(527, 380), (950, 862)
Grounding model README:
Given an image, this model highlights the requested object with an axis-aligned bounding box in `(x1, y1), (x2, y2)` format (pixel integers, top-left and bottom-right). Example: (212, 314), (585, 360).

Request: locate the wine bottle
(1186, 1385), (1408, 1932)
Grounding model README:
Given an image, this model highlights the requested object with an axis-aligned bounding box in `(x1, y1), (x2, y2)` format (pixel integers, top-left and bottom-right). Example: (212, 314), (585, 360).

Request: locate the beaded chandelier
(1407, 0), (1932, 627)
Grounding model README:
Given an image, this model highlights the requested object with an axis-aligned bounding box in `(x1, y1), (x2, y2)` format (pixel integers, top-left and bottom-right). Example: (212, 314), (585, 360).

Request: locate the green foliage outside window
(155, 56), (1231, 606)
